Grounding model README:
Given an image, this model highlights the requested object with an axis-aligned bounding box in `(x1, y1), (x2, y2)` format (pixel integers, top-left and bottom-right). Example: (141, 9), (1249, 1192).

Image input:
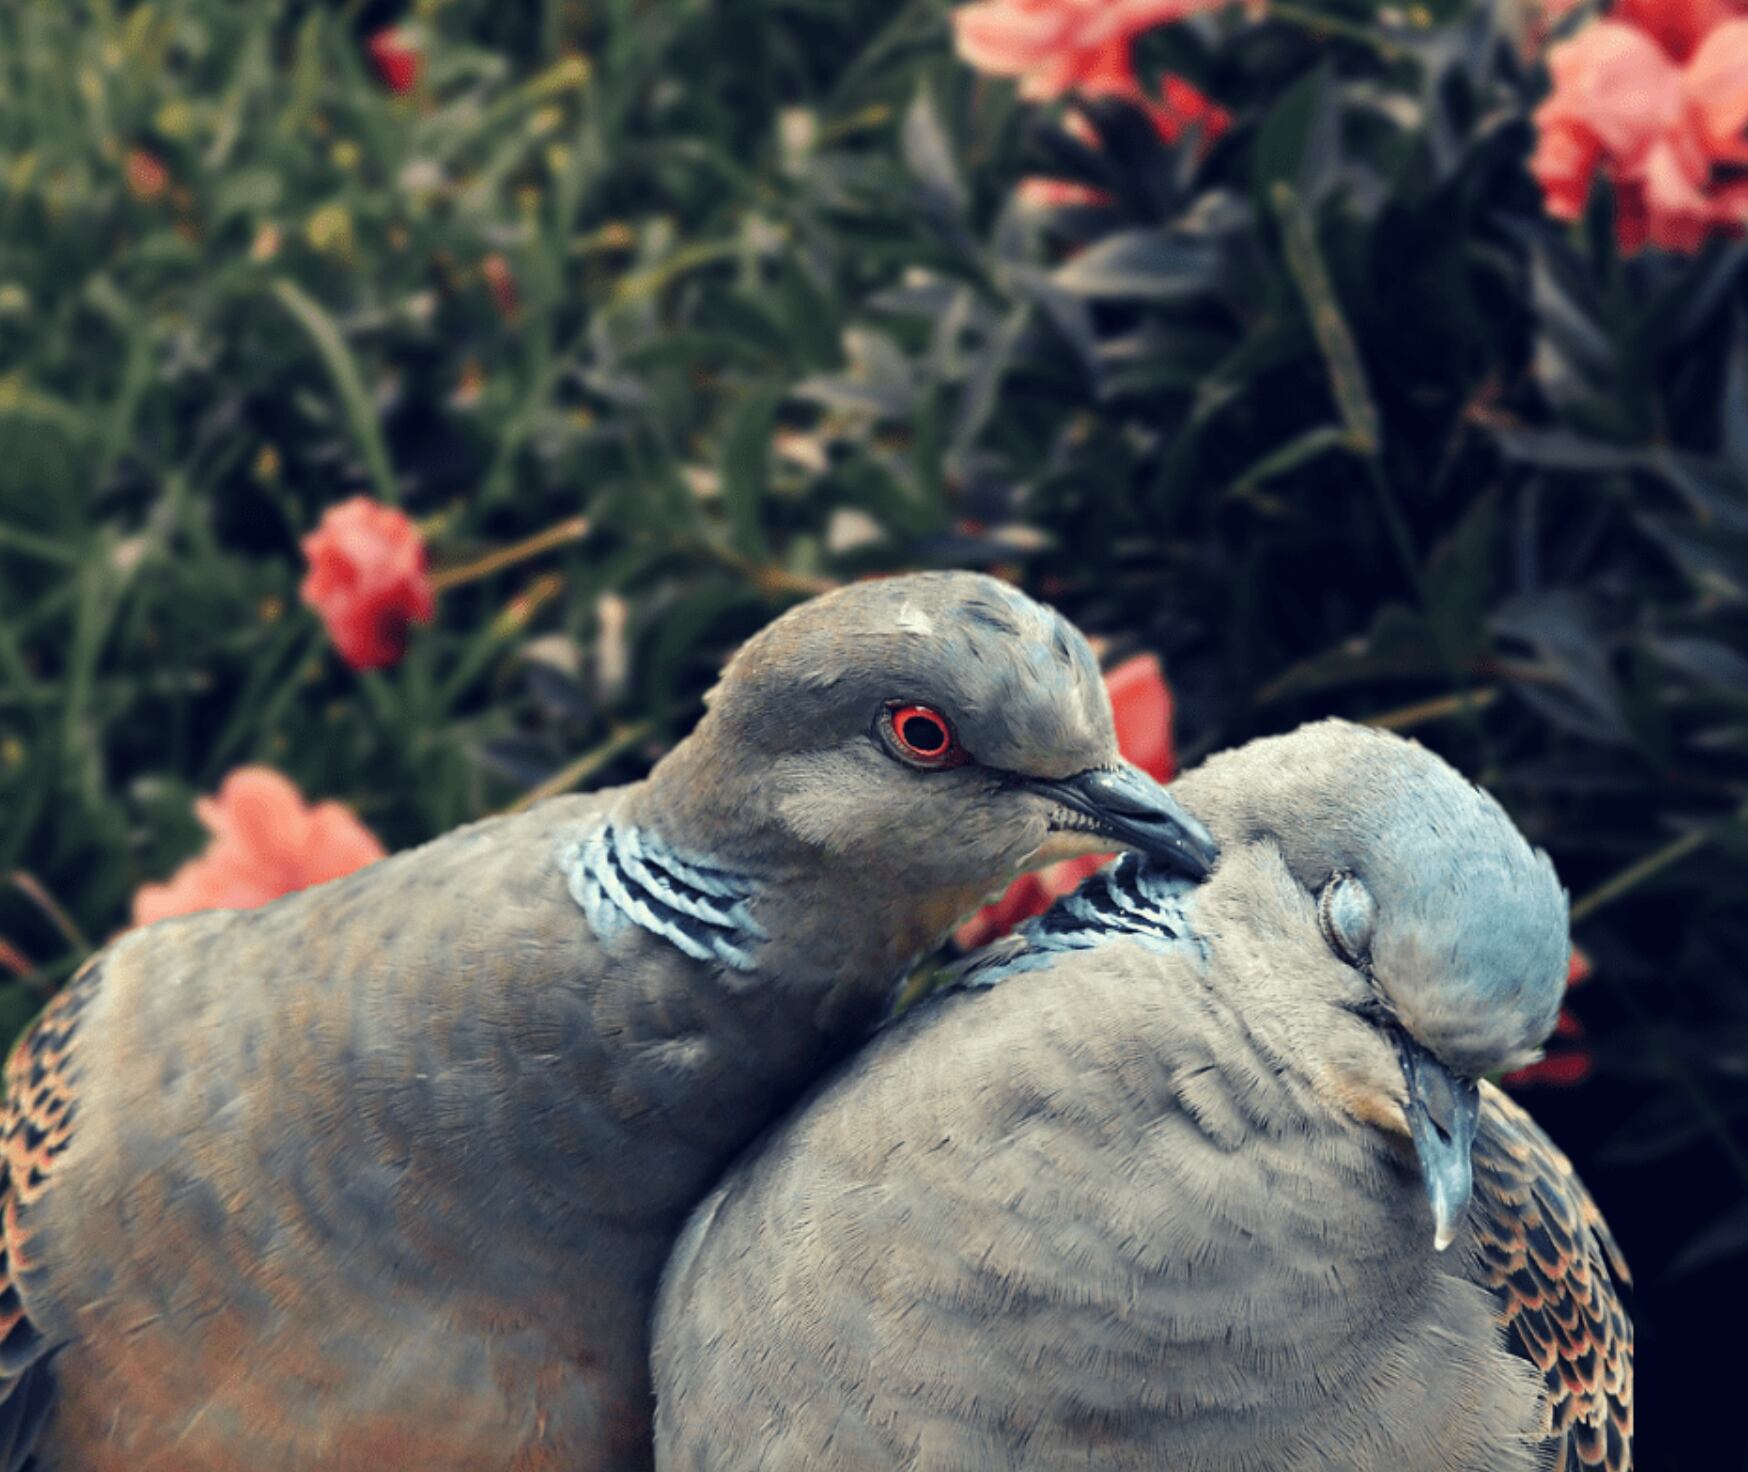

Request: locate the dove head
(638, 572), (1215, 908)
(1172, 719), (1568, 1249)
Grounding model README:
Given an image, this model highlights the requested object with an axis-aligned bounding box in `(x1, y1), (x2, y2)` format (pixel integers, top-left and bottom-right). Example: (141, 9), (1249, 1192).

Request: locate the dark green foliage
(0, 0), (1739, 1449)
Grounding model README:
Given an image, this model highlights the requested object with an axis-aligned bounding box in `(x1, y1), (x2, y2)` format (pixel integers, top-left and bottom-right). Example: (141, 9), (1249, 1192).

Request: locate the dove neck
(620, 739), (986, 1038)
(752, 866), (990, 1037)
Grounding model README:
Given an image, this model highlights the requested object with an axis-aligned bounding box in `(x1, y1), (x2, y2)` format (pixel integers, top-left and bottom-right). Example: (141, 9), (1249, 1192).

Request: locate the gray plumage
(0, 572), (1215, 1472)
(652, 719), (1634, 1472)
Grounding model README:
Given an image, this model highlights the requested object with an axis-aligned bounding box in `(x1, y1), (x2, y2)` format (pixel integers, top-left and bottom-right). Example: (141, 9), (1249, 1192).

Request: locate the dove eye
(1319, 870), (1377, 967)
(881, 703), (968, 769)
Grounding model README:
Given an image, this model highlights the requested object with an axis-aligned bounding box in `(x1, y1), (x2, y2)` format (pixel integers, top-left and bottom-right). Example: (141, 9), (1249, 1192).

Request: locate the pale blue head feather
(1171, 720), (1569, 1077)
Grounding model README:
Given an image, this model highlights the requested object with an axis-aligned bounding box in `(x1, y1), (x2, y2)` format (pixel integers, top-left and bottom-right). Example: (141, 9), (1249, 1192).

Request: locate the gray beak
(1397, 1031), (1481, 1253)
(1030, 763), (1218, 880)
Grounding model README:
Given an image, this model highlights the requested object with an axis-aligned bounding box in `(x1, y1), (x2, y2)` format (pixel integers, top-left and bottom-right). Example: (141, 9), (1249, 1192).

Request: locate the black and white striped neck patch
(561, 821), (767, 972)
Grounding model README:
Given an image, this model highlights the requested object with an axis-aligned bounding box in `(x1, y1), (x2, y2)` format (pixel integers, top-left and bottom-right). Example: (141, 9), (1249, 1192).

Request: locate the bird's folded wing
(1471, 1081), (1633, 1472)
(0, 958), (100, 1472)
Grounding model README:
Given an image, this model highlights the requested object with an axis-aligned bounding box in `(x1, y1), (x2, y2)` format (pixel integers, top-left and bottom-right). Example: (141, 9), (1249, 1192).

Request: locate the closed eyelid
(1319, 871), (1377, 964)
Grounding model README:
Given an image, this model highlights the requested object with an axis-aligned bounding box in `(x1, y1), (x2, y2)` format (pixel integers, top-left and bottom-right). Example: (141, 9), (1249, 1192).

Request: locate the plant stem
(505, 720), (656, 813)
(1267, 1), (1401, 58)
(430, 516), (590, 594)
(1571, 798), (1748, 924)
(694, 540), (837, 599)
(1365, 686), (1500, 732)
(1272, 178), (1493, 763)
(0, 936), (32, 979)
(829, 0), (944, 107)
(10, 870), (89, 952)
(271, 279), (400, 506)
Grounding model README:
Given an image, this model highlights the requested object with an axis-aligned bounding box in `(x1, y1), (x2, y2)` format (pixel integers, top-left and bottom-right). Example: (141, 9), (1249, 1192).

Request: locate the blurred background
(1, 0), (1743, 1454)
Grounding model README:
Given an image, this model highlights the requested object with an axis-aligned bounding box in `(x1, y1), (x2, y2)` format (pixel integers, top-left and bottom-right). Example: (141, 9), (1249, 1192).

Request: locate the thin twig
(1364, 687), (1501, 732)
(430, 516), (590, 594)
(10, 871), (89, 952)
(1570, 798), (1748, 924)
(695, 541), (838, 599)
(0, 934), (59, 999)
(0, 936), (32, 980)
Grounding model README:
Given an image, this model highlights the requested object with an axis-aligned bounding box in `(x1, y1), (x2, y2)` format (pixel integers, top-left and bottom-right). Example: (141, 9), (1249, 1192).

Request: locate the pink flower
(1018, 42), (1231, 208)
(1615, 0), (1747, 60)
(1686, 16), (1748, 159)
(300, 498), (437, 672)
(366, 28), (422, 95)
(1535, 21), (1688, 186)
(1101, 648), (1175, 780)
(132, 768), (386, 927)
(957, 653), (1177, 949)
(1152, 73), (1234, 145)
(1531, 16), (1748, 252)
(1504, 949), (1596, 1088)
(955, 0), (1229, 99)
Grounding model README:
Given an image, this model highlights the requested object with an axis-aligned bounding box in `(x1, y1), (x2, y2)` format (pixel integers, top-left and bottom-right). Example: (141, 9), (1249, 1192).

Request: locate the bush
(1, 0), (1742, 1452)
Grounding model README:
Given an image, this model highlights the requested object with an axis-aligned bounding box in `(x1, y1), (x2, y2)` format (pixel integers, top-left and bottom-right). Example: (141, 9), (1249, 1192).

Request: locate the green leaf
(1491, 593), (1630, 743)
(1270, 182), (1379, 454)
(901, 85), (966, 222)
(1530, 242), (1614, 413)
(1252, 63), (1339, 207)
(212, 167), (282, 223)
(1423, 487), (1499, 655)
(1722, 307), (1748, 485)
(0, 986), (43, 1059)
(1258, 604), (1448, 703)
(270, 278), (398, 506)
(720, 383), (784, 560)
(1226, 424), (1354, 498)
(1670, 1200), (1748, 1279)
(1494, 430), (1645, 473)
(946, 303), (1029, 475)
(1644, 635), (1748, 696)
(1052, 229), (1220, 300)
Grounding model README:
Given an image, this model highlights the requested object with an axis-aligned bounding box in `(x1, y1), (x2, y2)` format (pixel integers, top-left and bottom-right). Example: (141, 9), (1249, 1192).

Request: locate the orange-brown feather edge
(1473, 1082), (1633, 1472)
(0, 956), (103, 1472)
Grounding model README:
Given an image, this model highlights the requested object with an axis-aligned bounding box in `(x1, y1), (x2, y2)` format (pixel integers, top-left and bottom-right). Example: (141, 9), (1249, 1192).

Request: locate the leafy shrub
(1, 0), (1742, 1451)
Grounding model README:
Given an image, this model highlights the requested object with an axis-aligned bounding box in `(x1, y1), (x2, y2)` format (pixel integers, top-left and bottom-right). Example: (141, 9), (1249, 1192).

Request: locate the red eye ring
(884, 702), (967, 768)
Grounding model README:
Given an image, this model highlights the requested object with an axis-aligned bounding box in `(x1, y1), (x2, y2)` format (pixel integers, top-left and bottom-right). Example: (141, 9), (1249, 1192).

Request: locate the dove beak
(1396, 1031), (1481, 1253)
(1029, 763), (1218, 880)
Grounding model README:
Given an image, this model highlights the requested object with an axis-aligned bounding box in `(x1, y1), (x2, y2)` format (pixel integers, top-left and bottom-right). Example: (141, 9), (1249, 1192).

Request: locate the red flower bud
(124, 148), (169, 202)
(300, 497), (436, 671)
(366, 28), (422, 95)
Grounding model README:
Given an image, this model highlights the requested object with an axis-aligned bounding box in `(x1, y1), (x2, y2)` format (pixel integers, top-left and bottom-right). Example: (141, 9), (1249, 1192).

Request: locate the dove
(652, 719), (1632, 1472)
(0, 571), (1215, 1472)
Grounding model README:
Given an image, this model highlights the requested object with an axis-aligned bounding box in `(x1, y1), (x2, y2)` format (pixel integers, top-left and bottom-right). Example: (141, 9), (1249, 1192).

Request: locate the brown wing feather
(1472, 1081), (1633, 1472)
(0, 956), (103, 1472)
